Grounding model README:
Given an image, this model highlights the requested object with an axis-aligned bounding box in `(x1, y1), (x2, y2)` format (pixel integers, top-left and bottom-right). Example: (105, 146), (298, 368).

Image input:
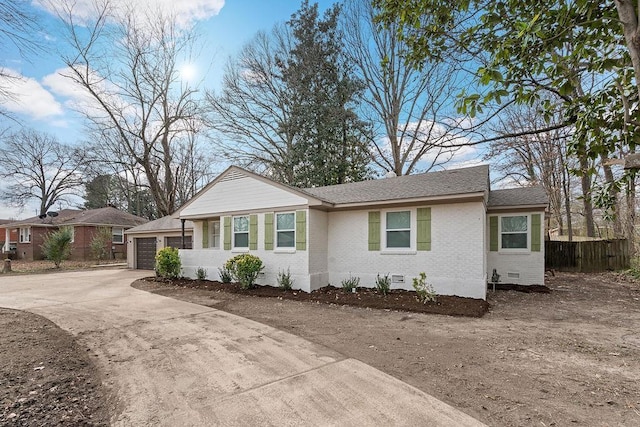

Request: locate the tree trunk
(579, 154), (595, 237)
(601, 157), (623, 237)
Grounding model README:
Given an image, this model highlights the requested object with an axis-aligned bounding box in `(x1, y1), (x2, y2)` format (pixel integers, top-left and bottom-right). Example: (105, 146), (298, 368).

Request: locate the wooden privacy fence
(545, 239), (630, 272)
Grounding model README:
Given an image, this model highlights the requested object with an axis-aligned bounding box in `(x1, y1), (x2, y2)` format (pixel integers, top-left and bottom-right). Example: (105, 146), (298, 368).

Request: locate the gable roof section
(179, 166), (328, 218)
(126, 215), (194, 234)
(5, 207), (148, 228)
(302, 165), (490, 206)
(488, 187), (548, 209)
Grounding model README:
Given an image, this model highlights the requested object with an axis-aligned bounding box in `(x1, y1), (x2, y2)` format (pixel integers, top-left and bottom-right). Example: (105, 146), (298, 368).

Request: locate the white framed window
(385, 211), (411, 249)
(112, 227), (124, 244)
(233, 216), (249, 248)
(209, 220), (220, 249)
(19, 227), (31, 243)
(500, 215), (528, 250)
(66, 226), (74, 243)
(276, 212), (295, 248)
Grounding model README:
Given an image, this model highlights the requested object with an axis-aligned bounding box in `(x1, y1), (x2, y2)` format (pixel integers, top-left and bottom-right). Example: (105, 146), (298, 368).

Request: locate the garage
(165, 236), (192, 249)
(135, 237), (157, 270)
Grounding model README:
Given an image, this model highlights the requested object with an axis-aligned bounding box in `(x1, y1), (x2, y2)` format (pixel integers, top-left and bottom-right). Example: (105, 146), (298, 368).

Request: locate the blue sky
(0, 0), (336, 218)
(0, 0), (482, 219)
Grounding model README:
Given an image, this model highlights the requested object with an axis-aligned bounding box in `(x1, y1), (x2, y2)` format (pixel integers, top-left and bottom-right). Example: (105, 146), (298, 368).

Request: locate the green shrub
(375, 273), (391, 295)
(90, 227), (112, 263)
(627, 257), (640, 279)
(196, 267), (208, 281)
(341, 275), (360, 292)
(155, 247), (181, 279)
(218, 267), (233, 283)
(412, 272), (437, 303)
(277, 268), (293, 290)
(224, 254), (264, 289)
(41, 227), (73, 268)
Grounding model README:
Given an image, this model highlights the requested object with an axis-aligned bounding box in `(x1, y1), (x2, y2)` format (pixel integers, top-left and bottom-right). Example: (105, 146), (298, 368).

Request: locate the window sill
(498, 249), (531, 254)
(274, 248), (296, 254)
(381, 250), (417, 255)
(231, 248), (249, 253)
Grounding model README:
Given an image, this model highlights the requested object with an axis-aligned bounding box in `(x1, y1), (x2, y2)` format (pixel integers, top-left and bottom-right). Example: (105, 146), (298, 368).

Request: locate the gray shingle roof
(126, 215), (194, 234)
(488, 187), (548, 207)
(302, 165), (490, 205)
(5, 207), (148, 228)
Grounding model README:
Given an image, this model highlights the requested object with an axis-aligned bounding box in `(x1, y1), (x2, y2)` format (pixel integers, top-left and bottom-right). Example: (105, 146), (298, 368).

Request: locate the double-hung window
(276, 213), (295, 248)
(500, 215), (528, 249)
(233, 216), (249, 248)
(19, 227), (31, 243)
(386, 211), (411, 248)
(210, 220), (220, 249)
(112, 227), (124, 244)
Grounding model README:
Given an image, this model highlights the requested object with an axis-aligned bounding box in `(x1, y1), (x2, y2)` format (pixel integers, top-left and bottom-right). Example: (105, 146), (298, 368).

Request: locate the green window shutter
(531, 213), (541, 252)
(489, 216), (498, 252)
(249, 214), (258, 250)
(223, 216), (231, 250)
(368, 211), (380, 251)
(264, 213), (274, 250)
(296, 210), (306, 251)
(416, 207), (431, 251)
(202, 221), (209, 248)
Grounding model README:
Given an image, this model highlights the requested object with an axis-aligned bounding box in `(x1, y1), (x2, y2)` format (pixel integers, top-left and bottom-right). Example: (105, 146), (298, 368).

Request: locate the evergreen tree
(282, 1), (371, 187)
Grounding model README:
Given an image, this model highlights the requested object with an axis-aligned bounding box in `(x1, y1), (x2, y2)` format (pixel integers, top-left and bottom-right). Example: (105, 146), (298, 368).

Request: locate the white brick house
(175, 165), (548, 300)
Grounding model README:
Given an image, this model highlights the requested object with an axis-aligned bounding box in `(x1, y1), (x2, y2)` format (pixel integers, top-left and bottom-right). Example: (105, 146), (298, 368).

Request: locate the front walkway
(0, 269), (484, 426)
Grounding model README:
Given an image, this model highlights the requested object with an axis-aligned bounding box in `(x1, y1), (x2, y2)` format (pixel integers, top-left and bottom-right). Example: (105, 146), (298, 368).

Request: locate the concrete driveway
(0, 269), (484, 426)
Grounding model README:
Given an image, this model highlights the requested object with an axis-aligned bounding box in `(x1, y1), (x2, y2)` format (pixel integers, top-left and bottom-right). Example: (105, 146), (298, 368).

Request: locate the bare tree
(55, 1), (204, 217)
(487, 103), (577, 240)
(0, 0), (41, 116)
(341, 0), (473, 175)
(206, 25), (300, 182)
(0, 129), (86, 215)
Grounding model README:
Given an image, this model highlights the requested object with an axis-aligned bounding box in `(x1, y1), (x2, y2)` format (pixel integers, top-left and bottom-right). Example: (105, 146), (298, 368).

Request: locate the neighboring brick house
(5, 207), (148, 261)
(176, 165), (548, 300)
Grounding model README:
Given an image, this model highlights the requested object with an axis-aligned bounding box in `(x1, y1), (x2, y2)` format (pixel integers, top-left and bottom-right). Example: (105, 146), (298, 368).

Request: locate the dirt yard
(133, 272), (640, 426)
(1, 271), (638, 426)
(0, 308), (109, 426)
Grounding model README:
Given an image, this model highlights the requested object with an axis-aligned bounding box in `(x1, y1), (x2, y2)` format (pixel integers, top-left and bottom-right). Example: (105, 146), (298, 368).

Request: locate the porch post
(181, 219), (186, 249)
(3, 228), (10, 253)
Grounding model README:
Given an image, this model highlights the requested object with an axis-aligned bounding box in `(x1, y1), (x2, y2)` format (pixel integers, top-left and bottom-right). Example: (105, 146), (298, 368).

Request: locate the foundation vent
(507, 272), (520, 279)
(391, 275), (405, 284)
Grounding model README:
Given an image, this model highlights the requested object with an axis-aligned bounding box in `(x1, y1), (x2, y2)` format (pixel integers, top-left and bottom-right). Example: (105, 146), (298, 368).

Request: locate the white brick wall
(308, 209), (329, 291)
(178, 198), (550, 299)
(181, 212), (312, 292)
(486, 213), (545, 286)
(327, 202), (487, 299)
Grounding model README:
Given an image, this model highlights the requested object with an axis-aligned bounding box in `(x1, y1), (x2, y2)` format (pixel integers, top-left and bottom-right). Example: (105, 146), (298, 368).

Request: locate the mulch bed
(141, 277), (491, 317)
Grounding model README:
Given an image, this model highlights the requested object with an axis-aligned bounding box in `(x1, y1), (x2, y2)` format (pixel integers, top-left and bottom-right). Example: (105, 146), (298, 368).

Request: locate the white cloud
(0, 68), (64, 119)
(36, 0), (225, 29)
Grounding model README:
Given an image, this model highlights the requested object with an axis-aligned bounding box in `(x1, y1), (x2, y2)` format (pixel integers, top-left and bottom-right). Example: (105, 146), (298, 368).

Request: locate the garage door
(136, 238), (157, 270)
(165, 236), (192, 249)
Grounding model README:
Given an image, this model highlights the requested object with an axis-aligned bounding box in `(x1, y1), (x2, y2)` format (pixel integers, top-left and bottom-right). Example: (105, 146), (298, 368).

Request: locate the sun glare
(179, 64), (197, 82)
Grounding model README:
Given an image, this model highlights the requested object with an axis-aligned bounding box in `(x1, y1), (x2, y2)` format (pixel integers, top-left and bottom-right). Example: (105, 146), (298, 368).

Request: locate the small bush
(218, 267), (233, 283)
(412, 272), (437, 303)
(277, 268), (293, 290)
(155, 247), (181, 279)
(375, 273), (391, 295)
(224, 254), (264, 289)
(41, 227), (73, 268)
(90, 227), (112, 263)
(196, 267), (208, 281)
(341, 275), (360, 292)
